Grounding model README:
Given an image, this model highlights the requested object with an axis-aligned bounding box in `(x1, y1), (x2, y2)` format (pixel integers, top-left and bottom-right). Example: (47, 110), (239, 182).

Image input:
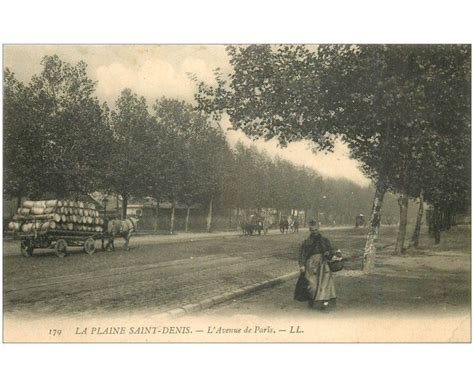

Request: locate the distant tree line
(4, 54), (401, 234)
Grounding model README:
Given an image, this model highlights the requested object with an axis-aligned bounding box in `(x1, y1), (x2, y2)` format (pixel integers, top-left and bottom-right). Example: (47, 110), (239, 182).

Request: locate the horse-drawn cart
(7, 199), (108, 258)
(14, 228), (108, 258)
(8, 199), (139, 257)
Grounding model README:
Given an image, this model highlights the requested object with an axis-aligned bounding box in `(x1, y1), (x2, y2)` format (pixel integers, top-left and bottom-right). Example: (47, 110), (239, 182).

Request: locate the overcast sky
(4, 45), (370, 186)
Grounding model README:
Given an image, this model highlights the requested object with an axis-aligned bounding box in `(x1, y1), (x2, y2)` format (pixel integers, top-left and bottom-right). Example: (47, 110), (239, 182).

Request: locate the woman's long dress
(305, 254), (336, 302)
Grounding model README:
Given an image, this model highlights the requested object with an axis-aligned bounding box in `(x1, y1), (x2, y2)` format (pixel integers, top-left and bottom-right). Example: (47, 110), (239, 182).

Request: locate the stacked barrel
(8, 200), (105, 234)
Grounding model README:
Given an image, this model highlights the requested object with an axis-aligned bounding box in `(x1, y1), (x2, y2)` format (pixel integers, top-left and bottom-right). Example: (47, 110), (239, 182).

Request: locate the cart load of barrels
(7, 199), (105, 234)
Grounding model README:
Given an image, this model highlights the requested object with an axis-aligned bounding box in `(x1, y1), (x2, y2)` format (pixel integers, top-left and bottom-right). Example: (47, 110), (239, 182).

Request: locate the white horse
(103, 216), (139, 251)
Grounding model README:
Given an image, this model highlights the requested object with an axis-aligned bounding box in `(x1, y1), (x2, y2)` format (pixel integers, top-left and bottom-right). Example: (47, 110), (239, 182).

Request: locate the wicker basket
(328, 259), (344, 272)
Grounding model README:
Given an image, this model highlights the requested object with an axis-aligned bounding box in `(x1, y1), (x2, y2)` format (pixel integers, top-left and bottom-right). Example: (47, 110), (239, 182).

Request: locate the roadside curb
(157, 271), (299, 318)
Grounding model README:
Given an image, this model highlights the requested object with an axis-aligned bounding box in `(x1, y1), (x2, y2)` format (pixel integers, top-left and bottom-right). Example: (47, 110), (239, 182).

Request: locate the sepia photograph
(2, 43), (471, 343)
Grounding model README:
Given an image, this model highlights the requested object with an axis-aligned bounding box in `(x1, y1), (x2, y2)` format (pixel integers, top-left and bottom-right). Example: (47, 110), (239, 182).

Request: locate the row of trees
(4, 55), (394, 233)
(195, 44), (471, 269)
(224, 143), (404, 225)
(3, 57), (229, 232)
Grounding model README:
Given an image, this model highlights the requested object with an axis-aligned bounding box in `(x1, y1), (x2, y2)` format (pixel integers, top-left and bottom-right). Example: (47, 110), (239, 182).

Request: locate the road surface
(4, 226), (371, 319)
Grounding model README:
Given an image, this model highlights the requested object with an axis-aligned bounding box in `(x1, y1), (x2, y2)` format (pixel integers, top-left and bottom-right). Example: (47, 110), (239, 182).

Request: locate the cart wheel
(84, 238), (96, 255)
(54, 239), (68, 258)
(20, 240), (34, 257)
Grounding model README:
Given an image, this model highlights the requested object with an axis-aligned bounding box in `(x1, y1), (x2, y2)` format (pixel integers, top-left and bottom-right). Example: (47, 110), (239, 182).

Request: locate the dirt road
(3, 226), (373, 318)
(4, 226), (470, 322)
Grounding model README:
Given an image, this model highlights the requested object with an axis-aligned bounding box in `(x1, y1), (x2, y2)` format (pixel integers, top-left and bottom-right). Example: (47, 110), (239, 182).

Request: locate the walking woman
(294, 220), (337, 310)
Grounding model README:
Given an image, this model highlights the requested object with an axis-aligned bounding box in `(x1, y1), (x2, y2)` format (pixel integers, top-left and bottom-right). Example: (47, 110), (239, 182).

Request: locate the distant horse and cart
(280, 216), (300, 233)
(240, 214), (269, 236)
(240, 214), (301, 236)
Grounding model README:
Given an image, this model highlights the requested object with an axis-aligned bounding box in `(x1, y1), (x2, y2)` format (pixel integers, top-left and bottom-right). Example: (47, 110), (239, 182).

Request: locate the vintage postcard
(3, 44), (471, 342)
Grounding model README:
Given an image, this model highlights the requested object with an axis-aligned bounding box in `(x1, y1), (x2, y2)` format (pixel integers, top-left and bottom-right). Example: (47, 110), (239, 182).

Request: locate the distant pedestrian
(293, 218), (299, 233)
(294, 220), (337, 310)
(279, 218), (289, 233)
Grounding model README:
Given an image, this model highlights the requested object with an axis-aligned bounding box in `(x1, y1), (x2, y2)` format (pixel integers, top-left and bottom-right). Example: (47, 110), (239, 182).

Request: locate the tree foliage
(4, 69), (43, 201)
(195, 44), (471, 245)
(4, 55), (110, 199)
(151, 98), (230, 208)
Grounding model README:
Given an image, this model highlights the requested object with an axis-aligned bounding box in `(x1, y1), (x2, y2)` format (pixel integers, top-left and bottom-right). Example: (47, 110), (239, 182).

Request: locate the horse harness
(112, 217), (137, 235)
(126, 217), (137, 233)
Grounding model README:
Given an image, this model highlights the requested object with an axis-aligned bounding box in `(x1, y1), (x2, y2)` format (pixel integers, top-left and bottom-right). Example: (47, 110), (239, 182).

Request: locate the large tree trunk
(451, 211), (457, 227)
(121, 194), (128, 219)
(170, 204), (176, 234)
(206, 196), (213, 233)
(445, 207), (453, 230)
(185, 206), (191, 233)
(394, 192), (409, 254)
(116, 195), (120, 217)
(433, 206), (441, 244)
(409, 191), (424, 249)
(362, 182), (386, 273)
(439, 208), (445, 231)
(427, 206), (434, 237)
